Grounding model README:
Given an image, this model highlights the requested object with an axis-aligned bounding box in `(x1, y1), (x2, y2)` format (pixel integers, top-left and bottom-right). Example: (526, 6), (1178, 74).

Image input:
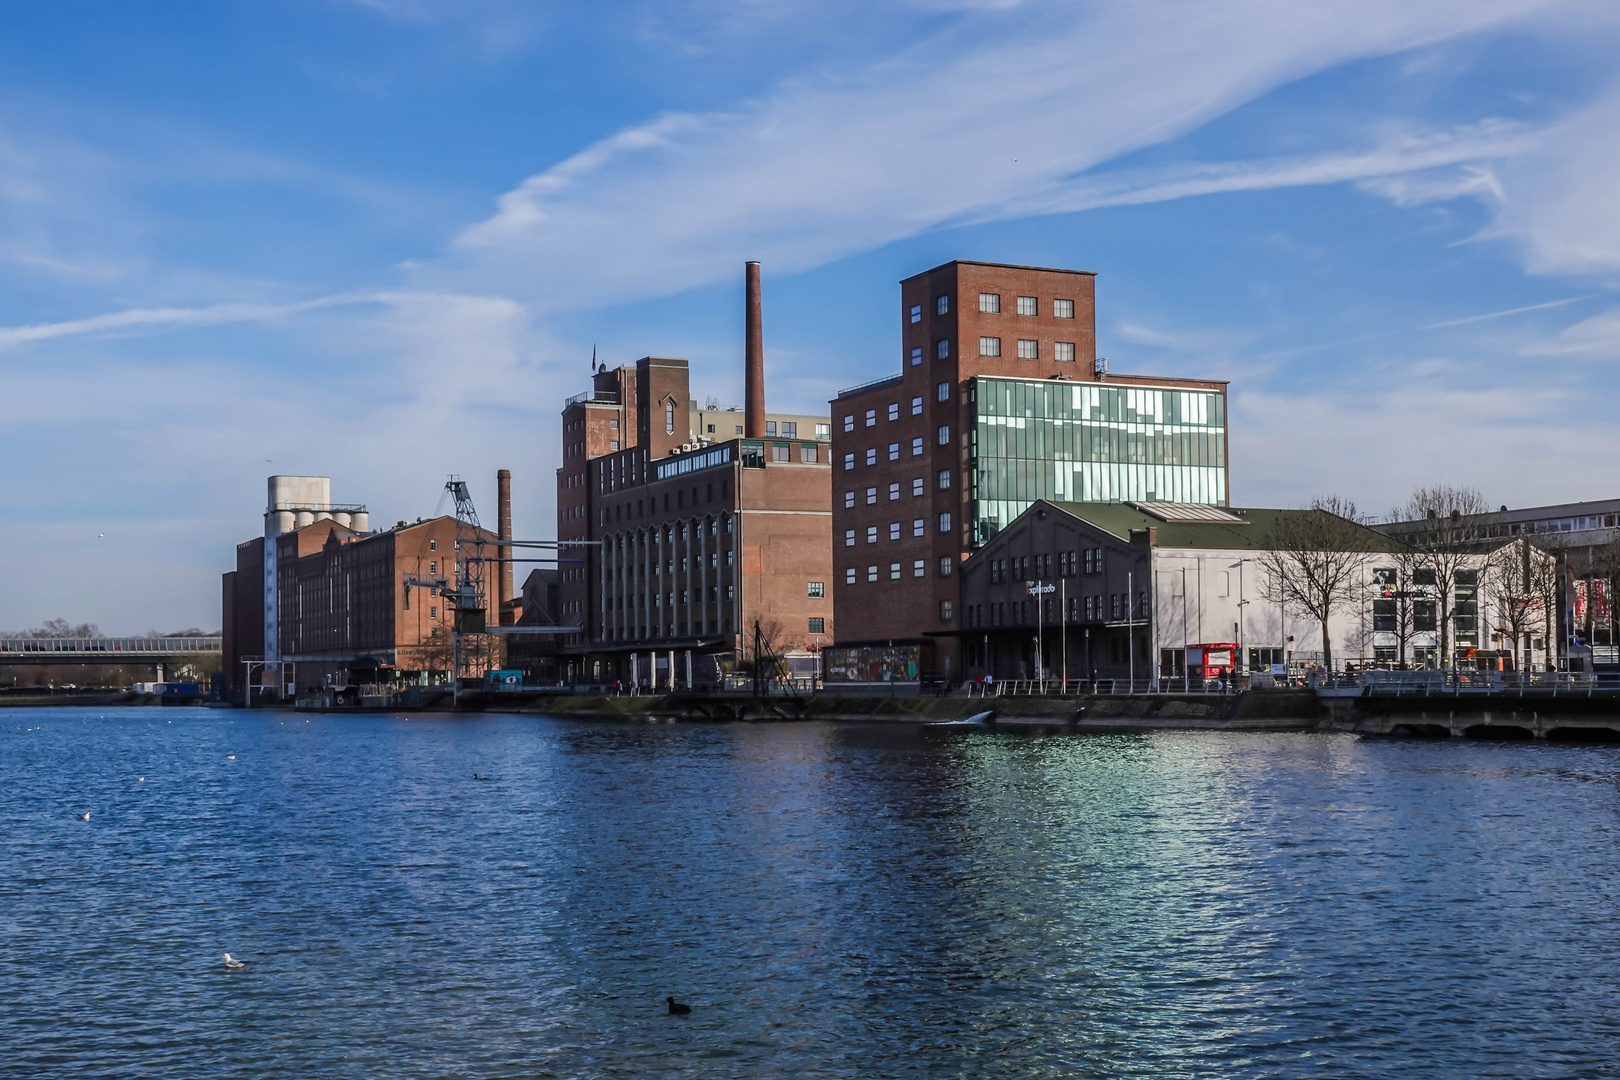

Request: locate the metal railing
(0, 637), (221, 656)
(834, 373), (903, 399)
(564, 389), (620, 408)
(1360, 670), (1620, 696)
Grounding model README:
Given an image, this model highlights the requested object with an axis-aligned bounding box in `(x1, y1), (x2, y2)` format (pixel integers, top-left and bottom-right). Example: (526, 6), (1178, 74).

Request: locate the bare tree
(1487, 539), (1549, 673)
(1257, 497), (1373, 675)
(1392, 485), (1495, 669)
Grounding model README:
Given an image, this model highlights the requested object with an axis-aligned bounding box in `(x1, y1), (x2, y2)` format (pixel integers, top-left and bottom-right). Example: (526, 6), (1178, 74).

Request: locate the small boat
(922, 709), (998, 730)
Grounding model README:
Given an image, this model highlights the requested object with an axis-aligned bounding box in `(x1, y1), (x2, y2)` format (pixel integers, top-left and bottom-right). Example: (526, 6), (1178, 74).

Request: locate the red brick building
(221, 514), (499, 699)
(829, 260), (1229, 684)
(548, 355), (834, 687)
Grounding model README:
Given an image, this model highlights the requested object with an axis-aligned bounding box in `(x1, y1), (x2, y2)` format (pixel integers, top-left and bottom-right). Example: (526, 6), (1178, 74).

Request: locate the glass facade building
(969, 377), (1227, 542)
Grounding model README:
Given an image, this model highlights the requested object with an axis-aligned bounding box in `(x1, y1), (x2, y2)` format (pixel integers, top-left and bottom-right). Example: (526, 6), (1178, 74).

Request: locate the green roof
(1036, 501), (1405, 553)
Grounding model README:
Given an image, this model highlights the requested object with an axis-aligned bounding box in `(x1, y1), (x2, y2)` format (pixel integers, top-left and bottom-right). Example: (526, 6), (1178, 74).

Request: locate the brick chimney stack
(496, 468), (513, 626)
(745, 260), (765, 438)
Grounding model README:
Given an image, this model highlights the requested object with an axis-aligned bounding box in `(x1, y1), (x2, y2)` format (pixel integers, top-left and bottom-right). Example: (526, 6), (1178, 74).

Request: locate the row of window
(978, 338), (1076, 362)
(966, 592), (1146, 628)
(843, 513), (953, 544)
(842, 558), (952, 582)
(843, 473), (952, 506)
(842, 428), (951, 469)
(840, 386), (952, 432)
(988, 548), (1105, 582)
(909, 295), (1076, 321)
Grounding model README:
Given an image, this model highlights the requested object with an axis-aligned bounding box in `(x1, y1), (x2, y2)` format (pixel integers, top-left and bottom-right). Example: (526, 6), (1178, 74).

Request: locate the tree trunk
(1320, 616), (1333, 675)
(1439, 596), (1451, 670)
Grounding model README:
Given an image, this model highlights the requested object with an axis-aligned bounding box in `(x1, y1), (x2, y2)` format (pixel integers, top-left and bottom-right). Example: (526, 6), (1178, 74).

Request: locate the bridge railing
(0, 637), (221, 655)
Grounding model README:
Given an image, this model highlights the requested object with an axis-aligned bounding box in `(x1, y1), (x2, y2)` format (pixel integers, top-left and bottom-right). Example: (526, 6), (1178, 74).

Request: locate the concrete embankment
(477, 688), (1327, 732)
(1319, 691), (1620, 742)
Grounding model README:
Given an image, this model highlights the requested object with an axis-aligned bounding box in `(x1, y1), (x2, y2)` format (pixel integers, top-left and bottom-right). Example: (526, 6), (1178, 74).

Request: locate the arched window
(664, 400), (675, 435)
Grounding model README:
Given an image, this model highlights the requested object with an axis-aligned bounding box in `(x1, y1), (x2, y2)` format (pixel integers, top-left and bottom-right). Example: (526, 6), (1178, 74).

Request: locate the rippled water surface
(5, 707), (1620, 1078)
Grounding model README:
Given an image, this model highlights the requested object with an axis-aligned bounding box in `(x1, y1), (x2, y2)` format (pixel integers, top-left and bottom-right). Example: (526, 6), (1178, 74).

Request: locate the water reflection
(3, 711), (1619, 1077)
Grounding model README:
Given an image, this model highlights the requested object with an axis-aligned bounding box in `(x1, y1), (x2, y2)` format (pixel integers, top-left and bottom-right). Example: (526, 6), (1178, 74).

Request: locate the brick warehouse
(544, 263), (835, 688)
(222, 476), (499, 700)
(828, 260), (1229, 685)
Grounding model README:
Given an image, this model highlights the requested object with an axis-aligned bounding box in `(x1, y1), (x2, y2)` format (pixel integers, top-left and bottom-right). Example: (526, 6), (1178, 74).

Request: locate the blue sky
(3, 0), (1619, 633)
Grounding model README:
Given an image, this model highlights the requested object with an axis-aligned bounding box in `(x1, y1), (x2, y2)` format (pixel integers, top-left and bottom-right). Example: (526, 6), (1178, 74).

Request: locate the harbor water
(4, 707), (1619, 1078)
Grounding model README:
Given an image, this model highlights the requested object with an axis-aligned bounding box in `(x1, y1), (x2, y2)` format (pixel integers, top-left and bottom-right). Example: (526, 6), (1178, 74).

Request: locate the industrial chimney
(496, 469), (513, 626)
(745, 261), (765, 438)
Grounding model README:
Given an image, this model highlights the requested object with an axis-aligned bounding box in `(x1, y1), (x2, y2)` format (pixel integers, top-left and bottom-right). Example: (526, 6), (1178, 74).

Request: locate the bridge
(0, 637), (220, 677)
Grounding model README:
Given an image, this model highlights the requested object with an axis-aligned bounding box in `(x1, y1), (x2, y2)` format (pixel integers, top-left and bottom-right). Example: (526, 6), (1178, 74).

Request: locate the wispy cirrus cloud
(436, 0), (1584, 309)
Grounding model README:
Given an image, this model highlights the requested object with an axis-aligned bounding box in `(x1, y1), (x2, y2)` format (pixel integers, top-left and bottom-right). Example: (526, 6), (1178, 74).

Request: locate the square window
(843, 453), (854, 471)
(867, 565), (879, 583)
(889, 522), (901, 541)
(979, 336), (1001, 357)
(808, 581), (825, 598)
(865, 448), (877, 466)
(1017, 339), (1038, 359)
(888, 402), (899, 421)
(912, 477), (924, 496)
(939, 556), (953, 577)
(1055, 342), (1076, 363)
(1054, 298), (1074, 319)
(888, 482), (900, 501)
(735, 425), (743, 435)
(800, 445), (817, 463)
(782, 422), (797, 438)
(938, 469), (952, 489)
(939, 512), (952, 532)
(773, 444), (789, 461)
(846, 567), (857, 585)
(866, 526), (878, 543)
(936, 295), (949, 315)
(844, 529), (855, 547)
(888, 442), (899, 461)
(910, 346), (923, 366)
(912, 518), (925, 537)
(1017, 295), (1037, 316)
(979, 292), (1001, 314)
(939, 600), (954, 622)
(843, 414), (854, 432)
(890, 562), (902, 580)
(911, 437), (924, 456)
(809, 617), (825, 634)
(866, 486), (877, 504)
(865, 409), (876, 427)
(911, 396), (923, 415)
(815, 422), (830, 439)
(937, 424), (950, 445)
(913, 559), (926, 577)
(707, 424), (715, 433)
(937, 382), (950, 401)
(910, 305), (922, 324)
(936, 339), (949, 360)
(765, 421), (777, 436)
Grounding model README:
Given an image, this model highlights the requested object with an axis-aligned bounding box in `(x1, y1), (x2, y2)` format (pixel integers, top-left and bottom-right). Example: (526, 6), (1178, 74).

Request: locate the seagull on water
(222, 953), (247, 970)
(76, 811), (91, 821)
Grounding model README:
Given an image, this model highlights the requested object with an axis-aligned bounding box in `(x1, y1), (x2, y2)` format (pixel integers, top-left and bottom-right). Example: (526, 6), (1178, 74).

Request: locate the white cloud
(436, 0), (1581, 310)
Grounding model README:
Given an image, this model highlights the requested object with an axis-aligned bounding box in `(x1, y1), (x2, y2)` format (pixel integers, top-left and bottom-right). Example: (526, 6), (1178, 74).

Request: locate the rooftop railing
(565, 389), (620, 408)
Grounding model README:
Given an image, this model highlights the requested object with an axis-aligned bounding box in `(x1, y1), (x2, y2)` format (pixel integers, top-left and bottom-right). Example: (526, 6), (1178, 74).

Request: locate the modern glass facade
(970, 377), (1226, 541)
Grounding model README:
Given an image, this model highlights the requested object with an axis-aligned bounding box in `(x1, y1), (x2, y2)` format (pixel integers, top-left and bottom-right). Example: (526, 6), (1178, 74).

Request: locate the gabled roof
(1031, 501), (1405, 553)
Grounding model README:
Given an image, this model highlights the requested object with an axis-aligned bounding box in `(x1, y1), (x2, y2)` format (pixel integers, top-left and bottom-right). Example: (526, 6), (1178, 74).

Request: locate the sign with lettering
(1025, 582), (1055, 595)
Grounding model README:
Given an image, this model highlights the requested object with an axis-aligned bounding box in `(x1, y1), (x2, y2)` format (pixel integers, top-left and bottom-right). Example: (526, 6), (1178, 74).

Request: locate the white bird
(76, 811), (91, 821)
(222, 953), (247, 970)
(97, 533), (105, 538)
